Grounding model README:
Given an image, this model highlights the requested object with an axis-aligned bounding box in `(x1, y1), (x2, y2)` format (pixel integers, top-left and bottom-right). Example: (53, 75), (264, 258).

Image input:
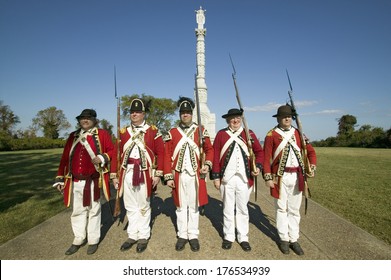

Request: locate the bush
(0, 137), (65, 151)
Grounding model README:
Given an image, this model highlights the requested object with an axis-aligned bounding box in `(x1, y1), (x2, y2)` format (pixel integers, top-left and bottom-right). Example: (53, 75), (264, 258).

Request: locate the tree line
(312, 114), (391, 148)
(1, 99), (390, 151)
(0, 95), (178, 151)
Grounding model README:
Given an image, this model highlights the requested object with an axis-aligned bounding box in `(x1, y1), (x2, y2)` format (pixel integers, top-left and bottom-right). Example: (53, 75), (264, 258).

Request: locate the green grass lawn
(309, 147), (391, 245)
(0, 149), (64, 245)
(0, 147), (390, 246)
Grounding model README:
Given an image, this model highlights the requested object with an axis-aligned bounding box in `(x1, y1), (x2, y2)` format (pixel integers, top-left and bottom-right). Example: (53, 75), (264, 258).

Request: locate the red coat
(263, 127), (317, 198)
(163, 124), (214, 207)
(110, 124), (164, 198)
(55, 127), (114, 207)
(211, 127), (264, 187)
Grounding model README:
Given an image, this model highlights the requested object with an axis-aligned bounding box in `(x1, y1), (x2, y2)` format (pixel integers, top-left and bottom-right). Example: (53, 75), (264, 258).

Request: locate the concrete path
(1, 180), (390, 260)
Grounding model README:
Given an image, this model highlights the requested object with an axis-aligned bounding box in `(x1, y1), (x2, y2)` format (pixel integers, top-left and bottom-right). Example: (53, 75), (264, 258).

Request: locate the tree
(99, 119), (114, 136)
(15, 128), (37, 139)
(121, 94), (177, 135)
(32, 106), (71, 139)
(0, 100), (20, 135)
(337, 114), (357, 137)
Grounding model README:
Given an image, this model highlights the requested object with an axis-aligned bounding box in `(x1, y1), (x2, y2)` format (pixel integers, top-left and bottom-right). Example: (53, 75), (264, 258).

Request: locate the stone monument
(193, 6), (216, 141)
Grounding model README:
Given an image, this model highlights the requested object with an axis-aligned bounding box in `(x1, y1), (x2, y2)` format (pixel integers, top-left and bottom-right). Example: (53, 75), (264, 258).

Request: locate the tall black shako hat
(222, 108), (243, 119)
(130, 98), (150, 113)
(76, 109), (97, 120)
(272, 104), (296, 118)
(177, 96), (194, 113)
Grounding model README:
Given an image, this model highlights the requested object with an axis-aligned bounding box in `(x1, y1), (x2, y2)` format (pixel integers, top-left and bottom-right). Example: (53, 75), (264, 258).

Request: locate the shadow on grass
(0, 151), (62, 212)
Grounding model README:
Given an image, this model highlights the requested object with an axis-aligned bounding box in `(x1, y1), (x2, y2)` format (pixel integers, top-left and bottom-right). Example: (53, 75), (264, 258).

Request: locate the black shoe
(240, 241), (251, 252)
(136, 239), (148, 253)
(222, 239), (232, 250)
(65, 244), (81, 255)
(87, 244), (98, 255)
(290, 242), (304, 255)
(278, 241), (290, 254)
(189, 239), (200, 252)
(120, 238), (137, 251)
(175, 238), (187, 251)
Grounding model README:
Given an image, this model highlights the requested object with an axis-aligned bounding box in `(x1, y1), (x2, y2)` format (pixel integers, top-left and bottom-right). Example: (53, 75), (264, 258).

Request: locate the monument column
(194, 6), (216, 141)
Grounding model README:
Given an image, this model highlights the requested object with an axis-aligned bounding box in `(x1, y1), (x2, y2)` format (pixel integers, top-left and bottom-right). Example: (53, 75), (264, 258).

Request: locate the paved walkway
(1, 180), (390, 260)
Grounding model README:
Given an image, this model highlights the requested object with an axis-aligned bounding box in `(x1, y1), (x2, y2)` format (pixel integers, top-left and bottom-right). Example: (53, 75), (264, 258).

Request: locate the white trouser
(176, 171), (199, 240)
(275, 172), (302, 243)
(123, 165), (151, 240)
(71, 180), (101, 245)
(220, 175), (251, 243)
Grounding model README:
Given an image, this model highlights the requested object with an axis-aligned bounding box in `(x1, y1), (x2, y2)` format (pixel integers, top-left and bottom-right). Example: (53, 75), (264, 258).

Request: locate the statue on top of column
(196, 7), (206, 29)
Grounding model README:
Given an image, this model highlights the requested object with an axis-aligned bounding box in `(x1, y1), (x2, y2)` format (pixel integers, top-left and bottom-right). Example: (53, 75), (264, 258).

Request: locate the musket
(194, 73), (206, 179)
(229, 54), (258, 201)
(286, 69), (312, 214)
(113, 66), (121, 219)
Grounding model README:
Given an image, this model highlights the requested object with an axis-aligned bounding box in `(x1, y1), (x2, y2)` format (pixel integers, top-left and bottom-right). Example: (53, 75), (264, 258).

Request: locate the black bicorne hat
(76, 109), (97, 120)
(177, 96), (195, 112)
(130, 98), (147, 112)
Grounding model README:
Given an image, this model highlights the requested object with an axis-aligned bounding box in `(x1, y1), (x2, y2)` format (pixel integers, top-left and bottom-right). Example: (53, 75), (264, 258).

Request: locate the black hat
(130, 98), (146, 112)
(177, 96), (194, 112)
(76, 109), (97, 120)
(222, 108), (243, 119)
(272, 105), (296, 117)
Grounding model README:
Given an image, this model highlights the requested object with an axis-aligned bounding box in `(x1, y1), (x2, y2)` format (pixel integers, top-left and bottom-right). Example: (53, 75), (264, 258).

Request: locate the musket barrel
(229, 54), (258, 199)
(285, 70), (312, 213)
(194, 73), (206, 179)
(113, 66), (121, 218)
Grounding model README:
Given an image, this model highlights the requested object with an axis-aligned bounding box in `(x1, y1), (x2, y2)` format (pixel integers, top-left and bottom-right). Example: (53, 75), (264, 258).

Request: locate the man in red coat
(163, 97), (214, 252)
(263, 105), (317, 255)
(54, 109), (114, 255)
(111, 98), (164, 253)
(211, 108), (264, 252)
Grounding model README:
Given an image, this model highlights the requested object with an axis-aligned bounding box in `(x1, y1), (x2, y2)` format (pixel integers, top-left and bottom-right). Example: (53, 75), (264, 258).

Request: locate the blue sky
(1, 0), (390, 141)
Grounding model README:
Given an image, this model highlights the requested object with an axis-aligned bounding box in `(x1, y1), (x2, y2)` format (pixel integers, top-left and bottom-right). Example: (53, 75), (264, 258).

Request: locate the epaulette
(120, 127), (127, 134)
(151, 125), (157, 130)
(90, 127), (98, 134)
(266, 129), (274, 137)
(163, 132), (172, 142)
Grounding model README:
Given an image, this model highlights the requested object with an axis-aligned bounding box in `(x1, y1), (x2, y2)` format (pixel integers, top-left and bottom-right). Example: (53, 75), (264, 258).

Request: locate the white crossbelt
(80, 133), (100, 172)
(273, 128), (301, 162)
(220, 127), (249, 160)
(172, 125), (200, 161)
(69, 130), (100, 172)
(123, 125), (153, 168)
